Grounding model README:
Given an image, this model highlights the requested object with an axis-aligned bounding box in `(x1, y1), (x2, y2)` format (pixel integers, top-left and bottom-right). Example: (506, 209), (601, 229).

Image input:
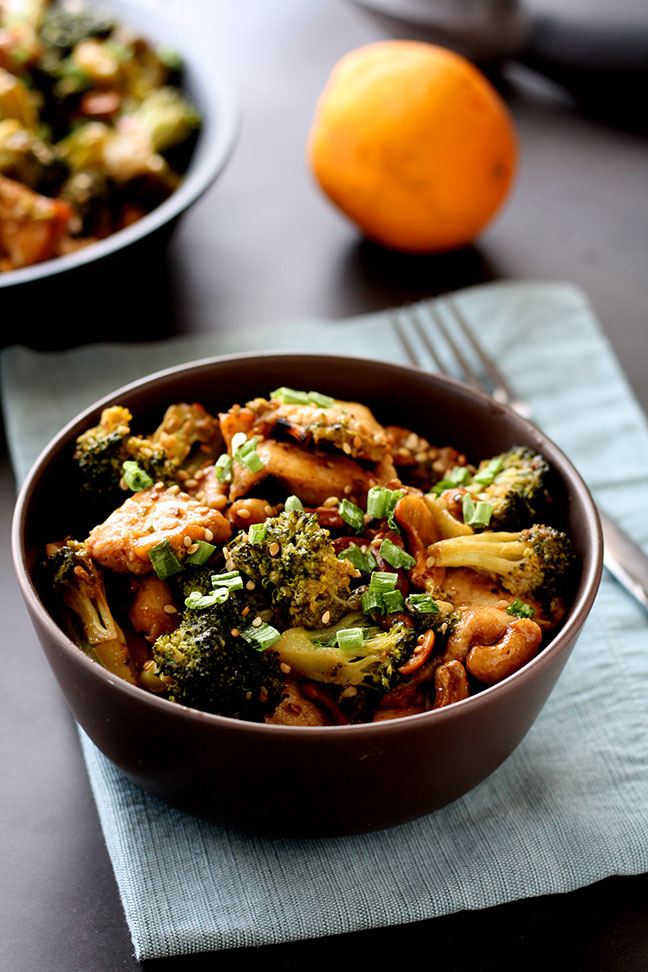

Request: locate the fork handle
(599, 508), (648, 613)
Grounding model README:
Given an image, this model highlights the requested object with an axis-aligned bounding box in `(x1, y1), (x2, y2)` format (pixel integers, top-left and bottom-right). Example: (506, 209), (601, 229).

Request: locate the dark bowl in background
(12, 353), (603, 837)
(0, 1), (238, 344)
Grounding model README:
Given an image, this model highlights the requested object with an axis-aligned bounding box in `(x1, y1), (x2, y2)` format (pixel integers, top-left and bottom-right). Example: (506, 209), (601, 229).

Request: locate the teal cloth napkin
(3, 281), (647, 961)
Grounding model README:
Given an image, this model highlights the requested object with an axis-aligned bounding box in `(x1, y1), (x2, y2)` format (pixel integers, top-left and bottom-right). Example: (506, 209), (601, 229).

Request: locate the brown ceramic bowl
(12, 353), (602, 837)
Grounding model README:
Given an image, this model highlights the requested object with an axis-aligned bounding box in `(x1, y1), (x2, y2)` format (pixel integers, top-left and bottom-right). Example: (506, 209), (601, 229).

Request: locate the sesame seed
(323, 496), (339, 508)
(237, 508), (251, 519)
(154, 481), (165, 490)
(252, 616), (263, 627)
(177, 469), (189, 481)
(185, 478), (198, 489)
(264, 505), (274, 516)
(241, 606), (250, 617)
(142, 660), (154, 671)
(342, 442), (352, 454)
(352, 435), (362, 448)
(246, 580), (256, 591)
(186, 543), (199, 554)
(415, 451), (428, 464)
(179, 492), (190, 501)
(280, 662), (292, 675)
(204, 528), (214, 541)
(163, 604), (178, 614)
(183, 535), (192, 547)
(343, 484), (353, 495)
(168, 484), (180, 494)
(321, 610), (331, 625)
(209, 495), (228, 510)
(269, 542), (280, 557)
(340, 686), (358, 698)
(426, 556), (435, 568)
(225, 559), (235, 571)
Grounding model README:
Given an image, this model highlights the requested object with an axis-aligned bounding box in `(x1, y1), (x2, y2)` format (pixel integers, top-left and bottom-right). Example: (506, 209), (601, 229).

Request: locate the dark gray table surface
(1, 1), (647, 969)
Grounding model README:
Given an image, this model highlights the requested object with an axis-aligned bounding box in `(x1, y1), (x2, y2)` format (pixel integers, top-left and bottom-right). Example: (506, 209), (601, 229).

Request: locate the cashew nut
(432, 660), (470, 709)
(465, 617), (542, 685)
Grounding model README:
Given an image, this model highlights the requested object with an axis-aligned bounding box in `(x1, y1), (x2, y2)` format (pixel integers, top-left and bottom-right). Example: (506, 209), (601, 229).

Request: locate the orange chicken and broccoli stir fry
(42, 388), (577, 725)
(0, 0), (200, 271)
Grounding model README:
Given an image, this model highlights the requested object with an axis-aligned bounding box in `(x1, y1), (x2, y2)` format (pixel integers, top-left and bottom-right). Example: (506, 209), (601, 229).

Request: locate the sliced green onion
(473, 456), (504, 486)
(335, 627), (366, 652)
(148, 539), (183, 580)
(339, 498), (365, 534)
(284, 495), (304, 513)
(386, 489), (406, 532)
(185, 540), (217, 565)
(379, 538), (415, 570)
(269, 386), (334, 407)
(240, 620), (282, 651)
(215, 453), (233, 483)
(184, 588), (229, 610)
(337, 544), (377, 574)
(408, 593), (440, 614)
(361, 589), (385, 615)
(429, 465), (473, 496)
(212, 570), (244, 591)
(462, 494), (493, 528)
(507, 598), (535, 619)
(382, 589), (406, 614)
(121, 460), (153, 492)
(269, 386), (311, 405)
(307, 390), (335, 408)
(248, 521), (268, 544)
(366, 486), (390, 518)
(233, 436), (264, 474)
(369, 570), (398, 593)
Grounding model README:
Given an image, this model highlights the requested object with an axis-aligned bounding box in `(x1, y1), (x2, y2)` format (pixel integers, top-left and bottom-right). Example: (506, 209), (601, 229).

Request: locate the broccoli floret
(274, 616), (417, 692)
(38, 6), (117, 54)
(132, 86), (200, 153)
(44, 539), (136, 683)
(74, 402), (221, 501)
(427, 524), (576, 613)
(0, 119), (67, 192)
(468, 446), (551, 530)
(151, 595), (286, 721)
(73, 405), (174, 502)
(227, 509), (356, 629)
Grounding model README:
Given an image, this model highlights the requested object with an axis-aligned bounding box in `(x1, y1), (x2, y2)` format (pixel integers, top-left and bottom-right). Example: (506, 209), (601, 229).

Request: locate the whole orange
(308, 40), (517, 253)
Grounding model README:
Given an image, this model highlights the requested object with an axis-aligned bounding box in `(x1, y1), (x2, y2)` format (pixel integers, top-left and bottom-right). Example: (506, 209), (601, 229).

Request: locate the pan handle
(519, 13), (648, 126)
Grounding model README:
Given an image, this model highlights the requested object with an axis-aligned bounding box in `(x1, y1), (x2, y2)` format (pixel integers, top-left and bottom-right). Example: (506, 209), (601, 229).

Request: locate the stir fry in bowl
(41, 387), (577, 726)
(0, 0), (200, 270)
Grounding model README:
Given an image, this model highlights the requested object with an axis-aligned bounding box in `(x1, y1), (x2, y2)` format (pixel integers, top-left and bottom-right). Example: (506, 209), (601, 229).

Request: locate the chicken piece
(128, 575), (179, 642)
(236, 396), (390, 463)
(229, 439), (373, 507)
(0, 174), (74, 269)
(265, 678), (331, 726)
(86, 484), (231, 574)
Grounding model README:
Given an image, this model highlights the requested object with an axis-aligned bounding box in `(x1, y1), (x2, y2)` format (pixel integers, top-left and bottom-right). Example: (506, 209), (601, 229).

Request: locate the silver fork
(391, 296), (648, 614)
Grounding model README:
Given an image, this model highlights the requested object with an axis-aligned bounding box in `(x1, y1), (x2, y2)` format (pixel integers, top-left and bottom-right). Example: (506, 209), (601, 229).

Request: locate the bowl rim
(0, 0), (239, 289)
(12, 350), (604, 737)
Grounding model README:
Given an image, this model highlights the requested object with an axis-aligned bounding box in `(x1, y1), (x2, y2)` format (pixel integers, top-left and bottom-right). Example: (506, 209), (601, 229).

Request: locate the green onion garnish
(215, 453), (233, 483)
(121, 460), (153, 492)
(185, 540), (217, 565)
(379, 538), (415, 570)
(361, 589), (385, 615)
(385, 489), (406, 532)
(408, 593), (440, 614)
(339, 498), (365, 534)
(507, 598), (535, 619)
(232, 435), (264, 474)
(248, 521), (268, 544)
(366, 486), (390, 518)
(148, 539), (183, 580)
(240, 621), (282, 651)
(473, 456), (504, 486)
(269, 387), (334, 407)
(284, 495), (304, 513)
(369, 570), (398, 592)
(185, 588), (230, 610)
(382, 589), (406, 614)
(213, 570), (244, 591)
(429, 465), (473, 496)
(462, 494), (493, 528)
(337, 544), (377, 574)
(335, 627), (366, 652)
